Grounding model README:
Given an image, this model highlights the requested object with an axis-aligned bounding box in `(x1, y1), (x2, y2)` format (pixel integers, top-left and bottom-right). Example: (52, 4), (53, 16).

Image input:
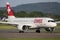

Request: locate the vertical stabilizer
(6, 2), (15, 19)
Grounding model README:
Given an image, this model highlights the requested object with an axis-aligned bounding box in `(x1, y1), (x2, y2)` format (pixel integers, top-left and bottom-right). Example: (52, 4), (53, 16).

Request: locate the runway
(0, 28), (60, 38)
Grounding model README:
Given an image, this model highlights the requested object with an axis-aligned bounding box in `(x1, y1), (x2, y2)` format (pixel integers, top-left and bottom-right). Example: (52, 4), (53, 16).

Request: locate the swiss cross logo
(7, 7), (11, 13)
(34, 19), (42, 23)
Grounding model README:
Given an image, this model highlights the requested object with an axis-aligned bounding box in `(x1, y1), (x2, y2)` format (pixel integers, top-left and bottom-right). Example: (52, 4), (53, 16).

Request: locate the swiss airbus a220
(0, 2), (57, 33)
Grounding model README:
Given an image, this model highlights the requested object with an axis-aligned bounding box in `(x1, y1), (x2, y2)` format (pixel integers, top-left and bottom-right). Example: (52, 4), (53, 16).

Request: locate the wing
(0, 21), (18, 25)
(55, 21), (60, 24)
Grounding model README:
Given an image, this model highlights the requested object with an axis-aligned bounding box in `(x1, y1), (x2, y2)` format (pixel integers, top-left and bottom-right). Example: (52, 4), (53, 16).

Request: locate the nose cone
(47, 22), (57, 27)
(53, 23), (57, 27)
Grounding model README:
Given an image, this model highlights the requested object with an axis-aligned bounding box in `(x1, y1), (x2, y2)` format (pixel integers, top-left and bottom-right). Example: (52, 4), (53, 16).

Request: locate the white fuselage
(7, 17), (57, 29)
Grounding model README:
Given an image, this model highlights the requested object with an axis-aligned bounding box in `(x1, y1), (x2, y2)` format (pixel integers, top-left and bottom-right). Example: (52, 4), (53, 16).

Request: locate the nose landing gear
(45, 27), (54, 32)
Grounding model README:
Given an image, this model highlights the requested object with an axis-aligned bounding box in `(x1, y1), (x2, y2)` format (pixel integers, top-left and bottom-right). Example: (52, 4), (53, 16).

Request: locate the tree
(29, 11), (44, 17)
(15, 11), (28, 17)
(0, 10), (7, 16)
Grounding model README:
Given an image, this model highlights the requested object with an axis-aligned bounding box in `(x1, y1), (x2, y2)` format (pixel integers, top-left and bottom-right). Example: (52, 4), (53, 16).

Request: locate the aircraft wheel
(19, 31), (24, 33)
(36, 29), (40, 33)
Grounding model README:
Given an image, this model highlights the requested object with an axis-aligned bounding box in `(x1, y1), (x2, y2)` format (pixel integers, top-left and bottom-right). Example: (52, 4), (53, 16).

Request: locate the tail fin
(6, 2), (15, 19)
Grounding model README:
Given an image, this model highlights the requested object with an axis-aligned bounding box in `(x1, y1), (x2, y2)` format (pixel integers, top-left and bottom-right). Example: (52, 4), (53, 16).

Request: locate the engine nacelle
(17, 25), (30, 31)
(17, 25), (23, 31)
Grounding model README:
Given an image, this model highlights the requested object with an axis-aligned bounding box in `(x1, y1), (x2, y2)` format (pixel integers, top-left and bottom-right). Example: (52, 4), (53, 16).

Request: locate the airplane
(0, 2), (57, 33)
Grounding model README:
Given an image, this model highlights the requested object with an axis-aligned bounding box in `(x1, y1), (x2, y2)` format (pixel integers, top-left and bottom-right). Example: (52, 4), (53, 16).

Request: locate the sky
(0, 0), (60, 7)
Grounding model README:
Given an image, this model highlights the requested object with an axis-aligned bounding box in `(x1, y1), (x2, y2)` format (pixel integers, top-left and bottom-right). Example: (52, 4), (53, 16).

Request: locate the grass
(0, 24), (16, 30)
(0, 38), (60, 40)
(57, 24), (60, 28)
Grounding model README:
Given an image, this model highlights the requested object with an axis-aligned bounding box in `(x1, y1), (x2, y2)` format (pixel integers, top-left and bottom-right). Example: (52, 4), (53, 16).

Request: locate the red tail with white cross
(6, 2), (15, 18)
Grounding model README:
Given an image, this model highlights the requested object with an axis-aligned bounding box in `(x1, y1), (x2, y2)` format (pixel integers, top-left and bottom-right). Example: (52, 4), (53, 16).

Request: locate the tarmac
(0, 28), (60, 38)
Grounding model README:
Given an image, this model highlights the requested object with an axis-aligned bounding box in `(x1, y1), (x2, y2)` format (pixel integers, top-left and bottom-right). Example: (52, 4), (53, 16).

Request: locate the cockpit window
(48, 20), (55, 22)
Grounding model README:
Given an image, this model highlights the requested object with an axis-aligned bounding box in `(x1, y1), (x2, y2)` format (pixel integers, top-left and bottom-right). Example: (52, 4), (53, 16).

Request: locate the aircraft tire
(36, 29), (40, 33)
(19, 31), (24, 33)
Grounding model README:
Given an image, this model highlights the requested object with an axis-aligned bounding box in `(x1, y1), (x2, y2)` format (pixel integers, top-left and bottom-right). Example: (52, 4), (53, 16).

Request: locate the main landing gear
(36, 29), (40, 33)
(19, 31), (24, 33)
(36, 30), (40, 33)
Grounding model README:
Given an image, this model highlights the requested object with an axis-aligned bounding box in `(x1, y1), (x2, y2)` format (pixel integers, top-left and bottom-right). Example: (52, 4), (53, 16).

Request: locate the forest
(0, 10), (60, 21)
